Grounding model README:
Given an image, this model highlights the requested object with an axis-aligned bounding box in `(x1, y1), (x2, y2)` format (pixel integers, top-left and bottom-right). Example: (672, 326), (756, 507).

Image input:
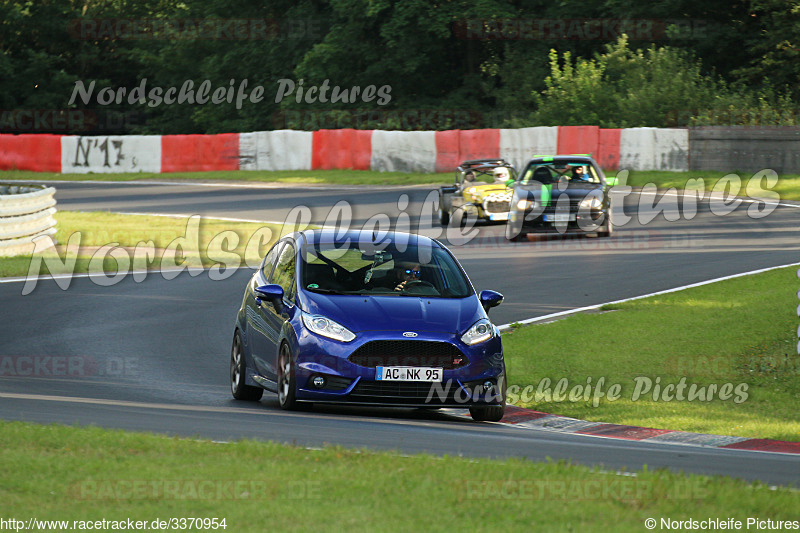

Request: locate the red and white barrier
(597, 128), (622, 170)
(619, 127), (689, 171)
(311, 129), (372, 170)
(0, 134), (62, 172)
(500, 127), (559, 170)
(434, 129), (502, 172)
(1, 126), (697, 175)
(161, 133), (239, 173)
(370, 130), (436, 173)
(239, 130), (313, 171)
(61, 135), (162, 174)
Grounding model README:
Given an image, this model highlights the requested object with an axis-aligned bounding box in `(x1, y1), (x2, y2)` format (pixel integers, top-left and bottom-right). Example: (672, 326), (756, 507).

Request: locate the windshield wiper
(305, 287), (348, 295)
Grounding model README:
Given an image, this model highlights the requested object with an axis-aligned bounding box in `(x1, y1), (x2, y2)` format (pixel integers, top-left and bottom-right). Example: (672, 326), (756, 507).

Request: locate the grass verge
(0, 169), (451, 186)
(618, 169), (800, 201)
(1, 421), (798, 530)
(0, 211), (289, 278)
(3, 168), (800, 200)
(503, 266), (800, 442)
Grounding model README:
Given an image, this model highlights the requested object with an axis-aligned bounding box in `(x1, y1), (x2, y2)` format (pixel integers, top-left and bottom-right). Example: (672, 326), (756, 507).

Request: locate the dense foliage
(1, 0), (798, 133)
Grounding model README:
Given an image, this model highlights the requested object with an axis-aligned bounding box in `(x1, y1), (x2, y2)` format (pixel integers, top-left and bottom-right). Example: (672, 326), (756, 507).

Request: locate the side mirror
(479, 290), (504, 312)
(504, 178), (515, 188)
(255, 284), (284, 305)
(605, 177), (618, 187)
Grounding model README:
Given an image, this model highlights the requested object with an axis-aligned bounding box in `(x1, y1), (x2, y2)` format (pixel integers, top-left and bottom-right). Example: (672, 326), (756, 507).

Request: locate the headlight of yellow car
(517, 199), (534, 210)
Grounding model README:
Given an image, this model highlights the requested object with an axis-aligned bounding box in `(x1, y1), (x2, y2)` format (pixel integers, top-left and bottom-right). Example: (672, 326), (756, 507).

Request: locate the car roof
(526, 155), (597, 165)
(459, 159), (515, 171)
(293, 229), (440, 249)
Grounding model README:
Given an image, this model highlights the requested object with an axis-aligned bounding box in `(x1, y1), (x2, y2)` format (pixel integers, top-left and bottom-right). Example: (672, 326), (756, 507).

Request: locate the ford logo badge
(403, 332), (418, 338)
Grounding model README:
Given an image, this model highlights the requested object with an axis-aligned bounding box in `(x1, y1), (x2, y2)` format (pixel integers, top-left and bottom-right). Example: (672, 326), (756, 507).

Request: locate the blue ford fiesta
(230, 229), (507, 421)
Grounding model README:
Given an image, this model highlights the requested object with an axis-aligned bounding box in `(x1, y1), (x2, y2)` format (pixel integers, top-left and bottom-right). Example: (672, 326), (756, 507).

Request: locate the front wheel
(277, 343), (298, 410)
(505, 220), (526, 242)
(597, 209), (613, 238)
(439, 205), (450, 226)
(230, 332), (263, 401)
(469, 404), (505, 422)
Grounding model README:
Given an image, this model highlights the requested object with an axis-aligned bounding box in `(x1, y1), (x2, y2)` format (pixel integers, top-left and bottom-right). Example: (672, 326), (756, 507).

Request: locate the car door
(247, 241), (284, 380)
(258, 240), (298, 381)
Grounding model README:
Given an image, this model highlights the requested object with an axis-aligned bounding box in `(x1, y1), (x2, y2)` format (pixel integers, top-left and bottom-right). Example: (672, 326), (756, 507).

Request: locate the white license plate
(488, 212), (509, 221)
(544, 214), (575, 222)
(376, 366), (443, 382)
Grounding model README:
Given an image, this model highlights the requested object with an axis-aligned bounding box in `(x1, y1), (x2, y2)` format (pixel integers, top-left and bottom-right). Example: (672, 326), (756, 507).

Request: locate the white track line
(113, 211), (289, 226)
(496, 261), (800, 331)
(0, 179), (415, 191)
(631, 188), (800, 209)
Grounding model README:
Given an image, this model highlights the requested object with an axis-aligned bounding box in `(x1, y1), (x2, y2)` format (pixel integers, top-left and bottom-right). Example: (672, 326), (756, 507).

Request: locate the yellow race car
(438, 159), (517, 225)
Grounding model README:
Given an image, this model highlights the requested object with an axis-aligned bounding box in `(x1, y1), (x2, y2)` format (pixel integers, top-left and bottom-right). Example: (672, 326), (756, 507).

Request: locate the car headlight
(517, 199), (534, 210)
(579, 196), (602, 209)
(461, 319), (493, 345)
(302, 312), (356, 342)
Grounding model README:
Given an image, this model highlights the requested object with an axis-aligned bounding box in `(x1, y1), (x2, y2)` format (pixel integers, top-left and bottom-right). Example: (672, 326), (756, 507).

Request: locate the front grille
(542, 198), (583, 214)
(348, 340), (468, 370)
(349, 380), (464, 405)
(485, 200), (511, 213)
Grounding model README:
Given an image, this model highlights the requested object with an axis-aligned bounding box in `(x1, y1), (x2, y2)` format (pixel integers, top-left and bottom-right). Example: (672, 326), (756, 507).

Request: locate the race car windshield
(519, 161), (601, 184)
(300, 242), (473, 298)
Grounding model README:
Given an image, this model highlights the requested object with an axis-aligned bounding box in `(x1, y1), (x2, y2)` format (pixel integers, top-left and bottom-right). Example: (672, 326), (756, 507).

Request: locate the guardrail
(0, 184), (57, 257)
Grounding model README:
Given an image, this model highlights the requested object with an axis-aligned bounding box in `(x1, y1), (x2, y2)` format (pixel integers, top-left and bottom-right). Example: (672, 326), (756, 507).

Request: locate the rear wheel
(277, 343), (298, 410)
(469, 404), (505, 422)
(230, 332), (263, 401)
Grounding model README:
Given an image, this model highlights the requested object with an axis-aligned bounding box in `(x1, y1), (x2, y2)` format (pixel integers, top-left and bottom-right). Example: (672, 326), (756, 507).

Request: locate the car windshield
(300, 241), (473, 298)
(460, 164), (513, 185)
(519, 161), (601, 184)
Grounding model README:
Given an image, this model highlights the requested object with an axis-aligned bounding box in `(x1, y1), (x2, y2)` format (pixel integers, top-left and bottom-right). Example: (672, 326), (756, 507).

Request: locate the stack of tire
(0, 184), (57, 257)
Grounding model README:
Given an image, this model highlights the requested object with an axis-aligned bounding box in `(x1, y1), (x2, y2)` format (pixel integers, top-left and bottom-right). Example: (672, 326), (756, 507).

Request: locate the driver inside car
(392, 261), (422, 292)
(492, 167), (510, 183)
(571, 165), (590, 181)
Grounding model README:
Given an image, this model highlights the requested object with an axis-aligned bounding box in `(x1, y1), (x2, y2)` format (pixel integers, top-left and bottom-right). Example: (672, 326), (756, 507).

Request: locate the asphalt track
(1, 180), (799, 486)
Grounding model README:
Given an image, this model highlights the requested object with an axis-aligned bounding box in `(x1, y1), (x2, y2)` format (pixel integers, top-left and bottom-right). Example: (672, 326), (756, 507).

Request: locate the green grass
(0, 211), (295, 278)
(617, 169), (800, 201)
(1, 421), (797, 531)
(0, 169), (451, 186)
(503, 266), (800, 442)
(3, 168), (800, 199)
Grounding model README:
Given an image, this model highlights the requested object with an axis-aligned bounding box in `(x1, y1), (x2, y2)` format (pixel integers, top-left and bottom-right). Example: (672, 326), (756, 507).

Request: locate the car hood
(464, 183), (510, 198)
(519, 182), (602, 194)
(298, 292), (485, 334)
(517, 182), (602, 203)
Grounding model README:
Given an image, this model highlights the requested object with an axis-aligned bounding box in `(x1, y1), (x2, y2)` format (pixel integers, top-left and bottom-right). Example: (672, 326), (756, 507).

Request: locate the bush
(514, 35), (796, 128)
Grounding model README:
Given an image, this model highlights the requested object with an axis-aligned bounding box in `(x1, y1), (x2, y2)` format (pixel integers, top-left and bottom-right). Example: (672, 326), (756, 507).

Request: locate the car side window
(261, 242), (283, 281)
(270, 242), (297, 303)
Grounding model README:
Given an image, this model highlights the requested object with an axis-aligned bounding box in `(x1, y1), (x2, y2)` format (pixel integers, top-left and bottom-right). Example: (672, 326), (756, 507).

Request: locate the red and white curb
(443, 405), (800, 454)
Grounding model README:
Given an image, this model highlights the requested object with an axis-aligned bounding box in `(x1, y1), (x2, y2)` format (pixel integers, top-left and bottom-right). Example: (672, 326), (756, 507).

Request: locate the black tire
(505, 221), (526, 242)
(277, 343), (298, 410)
(469, 404), (505, 422)
(230, 331), (263, 401)
(439, 204), (450, 226)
